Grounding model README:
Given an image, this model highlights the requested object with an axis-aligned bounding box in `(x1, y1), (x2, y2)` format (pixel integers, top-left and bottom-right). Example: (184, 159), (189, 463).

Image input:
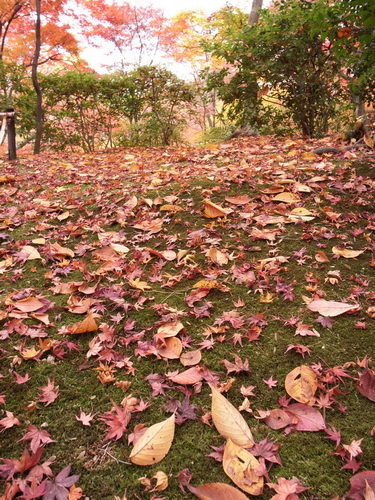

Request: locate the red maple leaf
(18, 425), (55, 453)
(99, 401), (132, 441)
(38, 379), (59, 406)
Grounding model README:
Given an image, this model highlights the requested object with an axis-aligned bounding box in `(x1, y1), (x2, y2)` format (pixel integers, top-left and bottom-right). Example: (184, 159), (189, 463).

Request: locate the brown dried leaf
(223, 438), (263, 495)
(285, 365), (317, 405)
(210, 385), (254, 448)
(187, 482), (250, 500)
(129, 414), (175, 465)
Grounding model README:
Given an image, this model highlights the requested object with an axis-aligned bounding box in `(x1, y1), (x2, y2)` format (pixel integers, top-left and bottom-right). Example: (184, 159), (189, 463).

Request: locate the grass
(0, 137), (374, 499)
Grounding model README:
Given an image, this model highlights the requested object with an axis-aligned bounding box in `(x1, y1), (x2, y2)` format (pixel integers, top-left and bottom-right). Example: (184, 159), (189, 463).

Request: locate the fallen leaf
(357, 368), (375, 402)
(307, 299), (359, 317)
(222, 438), (264, 495)
(202, 199), (228, 218)
(20, 245), (42, 260)
(285, 365), (317, 405)
(286, 403), (326, 431)
(207, 248), (229, 266)
(210, 385), (254, 448)
(67, 313), (99, 334)
(347, 471), (375, 499)
(129, 414), (175, 465)
(332, 247), (365, 258)
(157, 337), (183, 359)
(186, 481), (250, 499)
(168, 367), (204, 385)
(272, 192), (300, 203)
(180, 350), (202, 366)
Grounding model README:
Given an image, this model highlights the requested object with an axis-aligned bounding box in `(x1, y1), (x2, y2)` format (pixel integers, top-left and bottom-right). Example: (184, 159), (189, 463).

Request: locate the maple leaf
(266, 477), (309, 499)
(75, 409), (95, 426)
(343, 439), (363, 459)
(263, 376), (278, 388)
(324, 425), (342, 448)
(251, 437), (282, 466)
(19, 425), (55, 453)
(99, 401), (132, 441)
(0, 411), (21, 431)
(221, 354), (250, 374)
(38, 379), (59, 406)
(0, 447), (44, 480)
(43, 464), (80, 500)
(284, 344), (311, 358)
(21, 477), (47, 499)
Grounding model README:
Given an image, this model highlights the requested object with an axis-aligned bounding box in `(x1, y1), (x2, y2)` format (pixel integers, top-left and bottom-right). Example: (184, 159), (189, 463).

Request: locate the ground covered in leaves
(0, 135), (374, 500)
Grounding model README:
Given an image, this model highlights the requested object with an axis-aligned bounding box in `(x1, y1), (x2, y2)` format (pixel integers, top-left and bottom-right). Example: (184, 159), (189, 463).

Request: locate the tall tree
(32, 0), (42, 153)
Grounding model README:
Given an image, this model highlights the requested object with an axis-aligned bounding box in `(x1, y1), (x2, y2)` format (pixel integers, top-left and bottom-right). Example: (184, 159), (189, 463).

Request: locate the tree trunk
(248, 0), (263, 26)
(32, 0), (43, 154)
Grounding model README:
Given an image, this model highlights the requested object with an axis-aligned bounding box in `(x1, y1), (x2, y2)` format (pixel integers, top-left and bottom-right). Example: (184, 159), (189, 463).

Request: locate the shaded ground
(0, 135), (374, 499)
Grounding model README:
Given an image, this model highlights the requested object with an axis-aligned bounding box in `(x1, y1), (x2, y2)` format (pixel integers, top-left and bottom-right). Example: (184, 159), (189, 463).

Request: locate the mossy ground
(0, 139), (374, 499)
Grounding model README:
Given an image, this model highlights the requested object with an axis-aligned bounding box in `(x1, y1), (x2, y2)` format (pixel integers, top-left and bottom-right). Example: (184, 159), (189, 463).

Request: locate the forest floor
(0, 135), (374, 500)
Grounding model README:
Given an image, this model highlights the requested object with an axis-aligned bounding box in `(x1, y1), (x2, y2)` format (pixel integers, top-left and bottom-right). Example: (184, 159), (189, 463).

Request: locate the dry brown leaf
(49, 242), (74, 258)
(157, 321), (185, 338)
(332, 247), (365, 259)
(207, 248), (229, 266)
(364, 133), (375, 149)
(202, 200), (227, 218)
(210, 385), (254, 447)
(20, 245), (42, 260)
(180, 350), (202, 367)
(67, 313), (99, 334)
(157, 337), (183, 360)
(272, 192), (301, 203)
(129, 414), (175, 465)
(223, 438), (263, 495)
(151, 471), (169, 492)
(186, 482), (250, 500)
(315, 250), (330, 263)
(224, 195), (251, 205)
(285, 365), (317, 405)
(13, 297), (45, 313)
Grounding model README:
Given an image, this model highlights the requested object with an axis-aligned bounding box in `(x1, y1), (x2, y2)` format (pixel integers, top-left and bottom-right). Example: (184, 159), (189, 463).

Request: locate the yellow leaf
(223, 439), (264, 495)
(20, 245), (41, 260)
(207, 248), (229, 266)
(129, 414), (175, 465)
(202, 200), (227, 218)
(272, 192), (301, 203)
(364, 133), (374, 149)
(160, 204), (183, 212)
(110, 243), (130, 254)
(151, 471), (169, 492)
(193, 280), (229, 292)
(332, 247), (365, 259)
(20, 347), (41, 360)
(31, 238), (46, 245)
(210, 385), (254, 447)
(285, 365), (317, 405)
(129, 278), (152, 291)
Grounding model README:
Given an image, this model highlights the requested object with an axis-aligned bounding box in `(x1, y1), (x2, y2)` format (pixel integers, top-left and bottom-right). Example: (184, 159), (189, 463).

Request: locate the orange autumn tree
(76, 0), (172, 71)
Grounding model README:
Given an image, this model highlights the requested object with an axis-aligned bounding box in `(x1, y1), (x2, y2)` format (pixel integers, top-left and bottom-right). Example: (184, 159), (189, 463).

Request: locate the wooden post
(6, 108), (16, 160)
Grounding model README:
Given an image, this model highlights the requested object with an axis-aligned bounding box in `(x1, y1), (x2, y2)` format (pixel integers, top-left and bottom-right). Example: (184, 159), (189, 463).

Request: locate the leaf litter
(0, 135), (374, 498)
